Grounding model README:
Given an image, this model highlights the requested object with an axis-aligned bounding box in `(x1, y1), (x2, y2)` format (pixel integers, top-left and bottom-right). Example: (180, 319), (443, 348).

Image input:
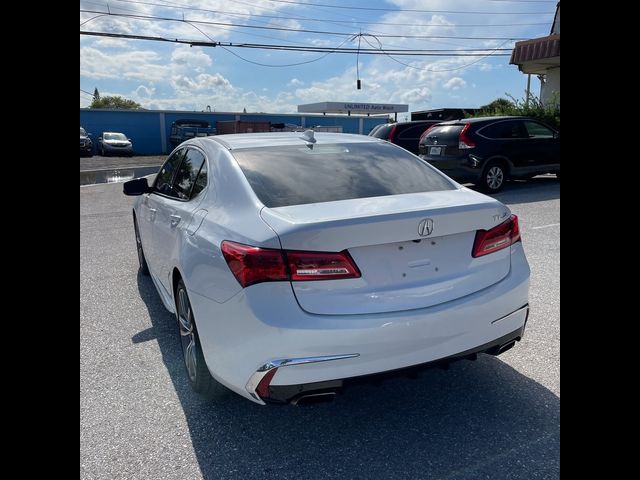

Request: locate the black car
(80, 126), (93, 157)
(419, 116), (559, 192)
(369, 120), (441, 155)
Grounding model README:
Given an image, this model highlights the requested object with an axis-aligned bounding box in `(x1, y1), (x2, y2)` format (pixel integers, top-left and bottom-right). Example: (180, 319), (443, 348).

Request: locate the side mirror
(123, 177), (152, 196)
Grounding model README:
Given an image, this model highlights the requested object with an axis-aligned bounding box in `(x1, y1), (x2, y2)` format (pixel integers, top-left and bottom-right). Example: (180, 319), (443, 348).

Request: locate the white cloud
(80, 46), (168, 81)
(171, 73), (231, 93)
(135, 85), (156, 97)
(288, 78), (304, 87)
(443, 77), (467, 90)
(92, 38), (131, 49)
(399, 87), (432, 104)
(170, 46), (213, 71)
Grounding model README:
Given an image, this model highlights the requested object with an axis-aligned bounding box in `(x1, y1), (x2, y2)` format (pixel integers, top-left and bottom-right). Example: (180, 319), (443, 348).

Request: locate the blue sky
(80, 0), (557, 119)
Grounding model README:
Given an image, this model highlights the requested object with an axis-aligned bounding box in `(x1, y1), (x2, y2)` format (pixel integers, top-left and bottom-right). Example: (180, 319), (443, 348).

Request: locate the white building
(510, 2), (560, 106)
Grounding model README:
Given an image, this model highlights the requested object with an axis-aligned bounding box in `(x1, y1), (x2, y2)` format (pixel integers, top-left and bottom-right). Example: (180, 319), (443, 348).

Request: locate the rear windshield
(419, 124), (463, 144)
(369, 125), (393, 139)
(232, 142), (455, 208)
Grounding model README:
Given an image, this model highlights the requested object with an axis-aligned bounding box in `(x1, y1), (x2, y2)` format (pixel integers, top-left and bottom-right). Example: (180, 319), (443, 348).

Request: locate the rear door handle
(149, 208), (157, 222)
(170, 214), (181, 227)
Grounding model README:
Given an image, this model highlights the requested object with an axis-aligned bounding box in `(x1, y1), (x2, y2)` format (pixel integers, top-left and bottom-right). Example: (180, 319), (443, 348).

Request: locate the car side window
(192, 160), (208, 198)
(524, 121), (555, 138)
(154, 149), (186, 197)
(481, 121), (526, 139)
(397, 125), (428, 140)
(172, 148), (207, 200)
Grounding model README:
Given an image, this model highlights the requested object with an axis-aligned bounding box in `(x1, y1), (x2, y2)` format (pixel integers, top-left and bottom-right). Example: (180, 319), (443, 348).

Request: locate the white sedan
(124, 131), (530, 405)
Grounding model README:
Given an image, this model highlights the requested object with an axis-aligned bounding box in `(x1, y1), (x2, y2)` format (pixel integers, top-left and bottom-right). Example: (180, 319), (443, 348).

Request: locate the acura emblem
(418, 218), (434, 236)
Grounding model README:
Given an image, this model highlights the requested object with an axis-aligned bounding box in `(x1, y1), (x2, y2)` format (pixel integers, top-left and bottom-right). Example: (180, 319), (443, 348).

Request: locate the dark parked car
(369, 120), (441, 155)
(419, 116), (560, 192)
(80, 127), (93, 157)
(169, 119), (216, 147)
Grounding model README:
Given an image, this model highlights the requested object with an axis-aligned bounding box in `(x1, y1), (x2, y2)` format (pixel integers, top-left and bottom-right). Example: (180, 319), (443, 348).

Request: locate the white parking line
(531, 223), (560, 230)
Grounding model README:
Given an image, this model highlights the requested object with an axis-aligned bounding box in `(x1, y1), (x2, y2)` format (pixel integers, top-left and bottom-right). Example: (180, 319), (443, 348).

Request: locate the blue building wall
(80, 109), (389, 155)
(80, 110), (163, 156)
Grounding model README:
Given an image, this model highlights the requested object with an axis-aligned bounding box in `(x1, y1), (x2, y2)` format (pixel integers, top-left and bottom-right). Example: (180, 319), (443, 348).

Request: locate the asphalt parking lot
(80, 167), (559, 479)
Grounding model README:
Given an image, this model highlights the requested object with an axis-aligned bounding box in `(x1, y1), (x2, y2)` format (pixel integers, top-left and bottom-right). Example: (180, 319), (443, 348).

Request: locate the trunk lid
(419, 124), (464, 158)
(260, 188), (512, 315)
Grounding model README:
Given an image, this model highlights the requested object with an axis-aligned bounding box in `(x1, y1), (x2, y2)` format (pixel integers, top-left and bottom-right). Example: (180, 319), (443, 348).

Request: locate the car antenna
(299, 129), (316, 149)
(299, 129), (316, 143)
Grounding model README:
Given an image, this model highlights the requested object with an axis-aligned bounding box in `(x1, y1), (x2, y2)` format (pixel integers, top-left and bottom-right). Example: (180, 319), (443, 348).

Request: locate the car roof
(202, 132), (380, 150)
(434, 116), (530, 125)
(379, 120), (440, 127)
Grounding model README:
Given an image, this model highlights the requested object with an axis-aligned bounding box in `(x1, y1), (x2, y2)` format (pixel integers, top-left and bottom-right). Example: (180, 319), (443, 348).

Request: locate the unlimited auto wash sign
(342, 103), (407, 113)
(298, 102), (409, 115)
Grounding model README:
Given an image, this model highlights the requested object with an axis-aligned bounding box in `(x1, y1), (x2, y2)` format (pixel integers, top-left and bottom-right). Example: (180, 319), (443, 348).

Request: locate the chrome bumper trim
(246, 353), (360, 404)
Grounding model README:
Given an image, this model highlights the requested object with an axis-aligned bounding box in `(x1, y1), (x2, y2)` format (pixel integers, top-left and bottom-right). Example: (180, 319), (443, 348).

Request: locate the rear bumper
(262, 317), (527, 404)
(421, 155), (483, 182)
(188, 242), (530, 404)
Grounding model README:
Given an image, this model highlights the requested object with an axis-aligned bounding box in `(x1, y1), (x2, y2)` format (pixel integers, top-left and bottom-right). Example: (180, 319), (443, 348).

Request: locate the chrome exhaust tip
(496, 340), (517, 355)
(291, 392), (336, 406)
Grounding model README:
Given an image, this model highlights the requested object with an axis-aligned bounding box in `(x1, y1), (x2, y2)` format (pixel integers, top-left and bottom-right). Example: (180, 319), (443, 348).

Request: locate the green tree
(473, 93), (560, 130)
(90, 95), (142, 110)
(479, 97), (514, 113)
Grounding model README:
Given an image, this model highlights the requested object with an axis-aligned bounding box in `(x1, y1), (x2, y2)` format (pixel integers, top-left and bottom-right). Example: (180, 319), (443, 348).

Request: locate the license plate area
(429, 146), (443, 156)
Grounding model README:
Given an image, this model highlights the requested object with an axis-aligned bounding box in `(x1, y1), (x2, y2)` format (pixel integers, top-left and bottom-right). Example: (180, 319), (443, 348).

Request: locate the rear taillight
(221, 241), (361, 287)
(221, 241), (288, 287)
(387, 124), (398, 142)
(287, 250), (361, 281)
(458, 123), (476, 149)
(472, 215), (521, 258)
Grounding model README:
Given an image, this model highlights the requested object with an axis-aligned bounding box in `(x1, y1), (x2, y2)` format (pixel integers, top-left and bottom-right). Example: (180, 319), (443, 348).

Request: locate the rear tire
(133, 216), (150, 276)
(480, 160), (507, 193)
(175, 279), (227, 398)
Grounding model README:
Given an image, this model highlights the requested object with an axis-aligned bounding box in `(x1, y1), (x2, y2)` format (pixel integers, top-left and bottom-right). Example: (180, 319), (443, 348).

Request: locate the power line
(79, 30), (512, 56)
(108, 0), (357, 33)
(217, 38), (352, 67)
(104, 0), (552, 28)
(243, 0), (554, 15)
(80, 9), (351, 37)
(361, 34), (512, 72)
(79, 10), (528, 41)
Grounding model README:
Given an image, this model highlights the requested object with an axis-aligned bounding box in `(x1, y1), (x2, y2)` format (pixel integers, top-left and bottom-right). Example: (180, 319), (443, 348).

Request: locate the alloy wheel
(134, 222), (144, 267)
(177, 287), (198, 382)
(486, 166), (504, 190)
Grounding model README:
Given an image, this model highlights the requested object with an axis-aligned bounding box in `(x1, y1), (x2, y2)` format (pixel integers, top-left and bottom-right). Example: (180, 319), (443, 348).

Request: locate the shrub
(473, 92), (560, 130)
